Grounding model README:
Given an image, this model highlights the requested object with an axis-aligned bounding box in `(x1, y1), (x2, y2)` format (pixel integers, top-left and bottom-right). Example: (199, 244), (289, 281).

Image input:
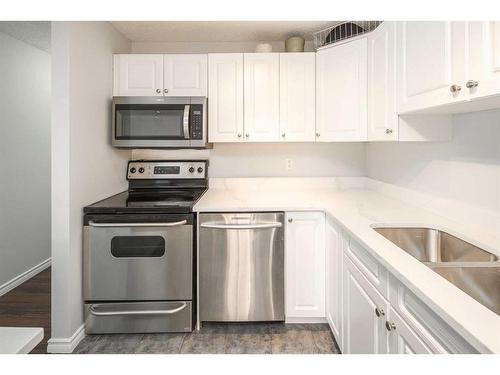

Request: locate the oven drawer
(83, 219), (193, 301)
(84, 301), (193, 334)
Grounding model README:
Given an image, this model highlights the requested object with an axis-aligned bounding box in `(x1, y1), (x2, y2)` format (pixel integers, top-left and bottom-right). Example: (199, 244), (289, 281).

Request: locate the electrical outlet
(285, 158), (293, 170)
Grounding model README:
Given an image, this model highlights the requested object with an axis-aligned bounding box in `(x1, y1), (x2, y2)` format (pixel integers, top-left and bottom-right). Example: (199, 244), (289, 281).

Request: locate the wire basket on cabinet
(313, 21), (383, 50)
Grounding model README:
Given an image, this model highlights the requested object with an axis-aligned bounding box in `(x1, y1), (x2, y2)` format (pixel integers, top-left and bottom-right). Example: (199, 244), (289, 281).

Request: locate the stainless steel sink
(373, 226), (500, 316)
(373, 227), (499, 263)
(429, 266), (500, 315)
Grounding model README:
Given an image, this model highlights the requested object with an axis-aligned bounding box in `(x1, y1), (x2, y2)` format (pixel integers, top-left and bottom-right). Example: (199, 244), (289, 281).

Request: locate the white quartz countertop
(194, 178), (500, 353)
(0, 327), (43, 354)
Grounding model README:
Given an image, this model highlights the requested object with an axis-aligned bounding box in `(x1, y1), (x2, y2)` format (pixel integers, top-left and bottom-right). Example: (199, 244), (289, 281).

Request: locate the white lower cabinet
(387, 306), (434, 354)
(285, 212), (325, 321)
(342, 255), (389, 354)
(325, 218), (342, 345)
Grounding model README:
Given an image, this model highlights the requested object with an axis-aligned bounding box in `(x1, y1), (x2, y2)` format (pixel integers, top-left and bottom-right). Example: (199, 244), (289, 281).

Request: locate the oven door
(112, 96), (191, 148)
(83, 214), (193, 301)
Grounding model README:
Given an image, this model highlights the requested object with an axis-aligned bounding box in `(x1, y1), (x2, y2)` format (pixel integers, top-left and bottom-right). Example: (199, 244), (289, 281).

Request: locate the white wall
(366, 109), (500, 213)
(0, 31), (51, 292)
(131, 40), (315, 53)
(50, 21), (131, 352)
(133, 142), (366, 177)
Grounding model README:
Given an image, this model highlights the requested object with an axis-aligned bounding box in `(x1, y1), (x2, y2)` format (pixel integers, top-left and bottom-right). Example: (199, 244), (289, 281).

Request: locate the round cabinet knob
(466, 80), (479, 89)
(288, 218), (293, 223)
(189, 167), (195, 173)
(129, 167), (136, 174)
(385, 128), (393, 134)
(156, 89), (161, 94)
(385, 321), (396, 332)
(375, 307), (385, 317)
(450, 84), (462, 93)
(245, 133), (250, 138)
(316, 132), (320, 138)
(197, 167), (204, 173)
(237, 133), (242, 138)
(282, 133), (286, 138)
(164, 88), (169, 94)
(138, 167), (145, 174)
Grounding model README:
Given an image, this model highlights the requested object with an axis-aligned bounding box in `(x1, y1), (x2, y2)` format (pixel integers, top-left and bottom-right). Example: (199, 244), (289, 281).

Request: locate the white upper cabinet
(208, 54), (244, 142)
(243, 53), (280, 142)
(316, 38), (368, 141)
(163, 54), (207, 96)
(113, 54), (164, 96)
(285, 212), (325, 321)
(468, 21), (500, 100)
(368, 22), (398, 141)
(397, 21), (467, 113)
(279, 53), (316, 142)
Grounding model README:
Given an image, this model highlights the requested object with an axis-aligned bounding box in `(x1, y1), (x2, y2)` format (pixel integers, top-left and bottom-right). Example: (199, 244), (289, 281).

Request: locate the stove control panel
(127, 160), (207, 179)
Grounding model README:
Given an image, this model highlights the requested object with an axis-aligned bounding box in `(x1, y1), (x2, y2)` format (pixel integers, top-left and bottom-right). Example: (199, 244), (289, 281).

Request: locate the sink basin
(373, 227), (499, 263)
(429, 265), (500, 316)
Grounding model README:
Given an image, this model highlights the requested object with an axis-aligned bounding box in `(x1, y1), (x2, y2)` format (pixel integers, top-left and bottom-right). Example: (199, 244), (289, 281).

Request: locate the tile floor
(74, 323), (340, 354)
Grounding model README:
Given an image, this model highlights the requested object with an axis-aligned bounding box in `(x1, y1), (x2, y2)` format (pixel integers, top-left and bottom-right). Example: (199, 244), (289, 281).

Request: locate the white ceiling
(111, 21), (338, 42)
(0, 21), (51, 52)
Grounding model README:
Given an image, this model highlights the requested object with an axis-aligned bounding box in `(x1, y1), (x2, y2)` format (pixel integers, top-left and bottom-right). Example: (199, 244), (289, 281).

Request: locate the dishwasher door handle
(88, 220), (187, 228)
(200, 222), (283, 230)
(88, 302), (187, 316)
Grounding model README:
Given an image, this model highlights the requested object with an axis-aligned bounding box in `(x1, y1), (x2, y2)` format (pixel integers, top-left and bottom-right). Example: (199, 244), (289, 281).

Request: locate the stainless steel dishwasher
(199, 212), (284, 322)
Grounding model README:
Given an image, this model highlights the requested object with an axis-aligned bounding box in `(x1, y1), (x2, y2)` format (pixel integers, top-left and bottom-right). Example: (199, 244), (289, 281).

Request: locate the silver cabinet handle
(385, 129), (393, 134)
(245, 133), (250, 138)
(88, 220), (187, 228)
(375, 307), (385, 317)
(156, 89), (161, 94)
(89, 302), (187, 316)
(200, 222), (283, 230)
(164, 88), (169, 94)
(183, 105), (190, 139)
(450, 84), (462, 93)
(466, 80), (479, 89)
(281, 133), (286, 138)
(316, 132), (320, 137)
(385, 321), (396, 331)
(288, 218), (293, 223)
(237, 133), (242, 138)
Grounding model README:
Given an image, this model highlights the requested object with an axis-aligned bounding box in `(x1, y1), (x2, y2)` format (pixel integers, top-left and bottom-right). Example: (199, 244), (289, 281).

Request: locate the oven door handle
(200, 222), (283, 230)
(88, 220), (188, 228)
(183, 104), (190, 139)
(88, 302), (188, 316)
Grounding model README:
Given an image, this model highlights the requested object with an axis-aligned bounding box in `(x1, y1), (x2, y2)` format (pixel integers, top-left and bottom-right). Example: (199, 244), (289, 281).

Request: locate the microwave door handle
(88, 220), (187, 227)
(183, 105), (190, 139)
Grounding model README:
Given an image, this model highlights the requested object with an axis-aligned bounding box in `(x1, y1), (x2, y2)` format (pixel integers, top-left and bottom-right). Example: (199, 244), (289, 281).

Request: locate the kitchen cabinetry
(342, 255), (389, 354)
(285, 212), (325, 321)
(208, 54), (244, 142)
(113, 54), (207, 97)
(367, 22), (398, 141)
(113, 54), (164, 96)
(316, 38), (367, 141)
(325, 217), (342, 344)
(279, 53), (316, 142)
(163, 54), (207, 96)
(243, 53), (280, 142)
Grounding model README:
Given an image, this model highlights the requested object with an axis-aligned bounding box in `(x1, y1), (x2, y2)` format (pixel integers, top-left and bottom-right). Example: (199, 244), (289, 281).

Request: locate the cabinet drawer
(345, 238), (389, 298)
(388, 274), (479, 353)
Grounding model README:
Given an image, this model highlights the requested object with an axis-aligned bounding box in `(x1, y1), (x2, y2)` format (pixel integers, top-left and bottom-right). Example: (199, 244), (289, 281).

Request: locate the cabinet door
(243, 53), (280, 142)
(113, 54), (163, 96)
(285, 212), (325, 320)
(208, 54), (244, 142)
(279, 53), (316, 142)
(316, 38), (368, 141)
(387, 307), (434, 354)
(368, 22), (398, 141)
(326, 218), (342, 344)
(397, 21), (467, 113)
(163, 54), (207, 96)
(468, 21), (500, 99)
(342, 255), (389, 354)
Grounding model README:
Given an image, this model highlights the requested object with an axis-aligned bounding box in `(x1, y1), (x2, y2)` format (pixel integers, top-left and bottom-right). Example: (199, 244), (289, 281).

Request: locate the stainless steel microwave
(112, 96), (207, 148)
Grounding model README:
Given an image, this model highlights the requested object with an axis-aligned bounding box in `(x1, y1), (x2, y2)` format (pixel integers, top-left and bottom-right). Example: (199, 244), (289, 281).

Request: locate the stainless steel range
(82, 160), (207, 334)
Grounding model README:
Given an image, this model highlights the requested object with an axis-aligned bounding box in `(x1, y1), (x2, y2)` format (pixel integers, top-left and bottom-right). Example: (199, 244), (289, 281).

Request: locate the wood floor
(0, 268), (51, 354)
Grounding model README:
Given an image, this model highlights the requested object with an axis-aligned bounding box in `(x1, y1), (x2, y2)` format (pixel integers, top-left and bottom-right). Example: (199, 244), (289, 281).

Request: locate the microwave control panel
(190, 104), (203, 140)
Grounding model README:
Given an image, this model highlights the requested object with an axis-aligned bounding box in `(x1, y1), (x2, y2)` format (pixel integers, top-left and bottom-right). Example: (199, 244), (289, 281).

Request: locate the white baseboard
(0, 258), (51, 297)
(47, 324), (85, 354)
(285, 317), (328, 324)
